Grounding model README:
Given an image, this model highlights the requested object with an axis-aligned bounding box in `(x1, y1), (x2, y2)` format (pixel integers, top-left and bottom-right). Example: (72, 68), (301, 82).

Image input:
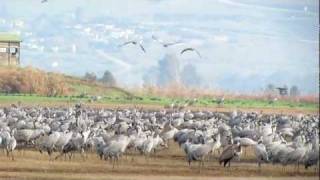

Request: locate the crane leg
(223, 160), (227, 167)
(244, 147), (247, 157)
(11, 151), (15, 161)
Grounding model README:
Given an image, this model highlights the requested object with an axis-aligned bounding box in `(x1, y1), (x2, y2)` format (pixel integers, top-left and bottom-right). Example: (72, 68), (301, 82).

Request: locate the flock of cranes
(0, 104), (318, 173)
(119, 35), (202, 58)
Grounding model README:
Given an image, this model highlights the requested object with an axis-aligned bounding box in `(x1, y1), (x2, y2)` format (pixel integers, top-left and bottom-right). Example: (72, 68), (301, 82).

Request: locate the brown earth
(0, 141), (318, 180)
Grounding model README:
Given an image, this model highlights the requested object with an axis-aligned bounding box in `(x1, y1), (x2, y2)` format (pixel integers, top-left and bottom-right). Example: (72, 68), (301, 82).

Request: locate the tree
(83, 72), (97, 82)
(290, 85), (300, 97)
(265, 83), (276, 95)
(157, 53), (180, 87)
(142, 66), (157, 86)
(180, 64), (202, 88)
(99, 70), (116, 86)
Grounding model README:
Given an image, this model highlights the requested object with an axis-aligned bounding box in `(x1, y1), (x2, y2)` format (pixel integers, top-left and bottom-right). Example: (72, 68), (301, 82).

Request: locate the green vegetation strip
(0, 94), (318, 111)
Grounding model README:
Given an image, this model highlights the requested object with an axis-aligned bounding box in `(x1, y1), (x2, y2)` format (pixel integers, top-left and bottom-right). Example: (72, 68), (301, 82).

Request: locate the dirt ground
(0, 141), (318, 180)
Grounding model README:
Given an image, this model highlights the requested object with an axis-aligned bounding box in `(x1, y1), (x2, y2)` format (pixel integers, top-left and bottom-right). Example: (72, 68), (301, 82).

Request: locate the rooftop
(0, 33), (22, 42)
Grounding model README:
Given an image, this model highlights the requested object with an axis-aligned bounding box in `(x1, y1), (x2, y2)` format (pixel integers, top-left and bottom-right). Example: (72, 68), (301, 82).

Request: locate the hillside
(0, 66), (133, 98)
(63, 75), (134, 97)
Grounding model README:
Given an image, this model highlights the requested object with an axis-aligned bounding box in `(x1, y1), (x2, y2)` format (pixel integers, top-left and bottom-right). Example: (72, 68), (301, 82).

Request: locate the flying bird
(152, 35), (183, 48)
(180, 48), (201, 58)
(119, 41), (146, 53)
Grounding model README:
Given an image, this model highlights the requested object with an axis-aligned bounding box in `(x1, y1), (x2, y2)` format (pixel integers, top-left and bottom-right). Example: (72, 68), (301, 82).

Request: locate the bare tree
(265, 84), (276, 95)
(290, 85), (300, 97)
(180, 64), (202, 88)
(157, 53), (180, 87)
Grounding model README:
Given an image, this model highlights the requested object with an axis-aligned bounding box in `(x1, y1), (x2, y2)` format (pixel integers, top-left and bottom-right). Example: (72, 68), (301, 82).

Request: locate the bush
(0, 66), (69, 96)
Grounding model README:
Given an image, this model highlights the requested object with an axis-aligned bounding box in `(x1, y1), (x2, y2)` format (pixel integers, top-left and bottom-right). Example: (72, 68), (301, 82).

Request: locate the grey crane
(282, 146), (307, 171)
(234, 137), (257, 156)
(272, 145), (295, 171)
(55, 132), (87, 160)
(304, 149), (319, 170)
(180, 48), (201, 58)
(151, 35), (183, 47)
(6, 129), (17, 160)
(54, 131), (73, 151)
(219, 142), (242, 167)
(119, 41), (146, 53)
(102, 135), (131, 168)
(186, 135), (217, 171)
(103, 145), (122, 168)
(36, 131), (61, 160)
(254, 140), (269, 168)
(14, 129), (46, 145)
(95, 140), (107, 160)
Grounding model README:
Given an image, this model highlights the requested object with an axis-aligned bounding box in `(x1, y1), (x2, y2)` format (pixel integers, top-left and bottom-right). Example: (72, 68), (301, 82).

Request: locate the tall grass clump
(0, 66), (69, 96)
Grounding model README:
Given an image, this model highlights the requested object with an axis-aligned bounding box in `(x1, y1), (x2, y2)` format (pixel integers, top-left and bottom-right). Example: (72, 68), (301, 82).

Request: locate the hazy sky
(0, 0), (318, 94)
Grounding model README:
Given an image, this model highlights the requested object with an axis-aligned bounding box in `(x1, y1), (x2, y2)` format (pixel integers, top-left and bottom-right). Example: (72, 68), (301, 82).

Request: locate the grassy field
(0, 94), (318, 114)
(0, 141), (318, 180)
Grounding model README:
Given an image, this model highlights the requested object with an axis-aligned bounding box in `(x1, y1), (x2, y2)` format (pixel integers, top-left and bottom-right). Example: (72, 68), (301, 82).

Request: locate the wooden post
(17, 43), (20, 65)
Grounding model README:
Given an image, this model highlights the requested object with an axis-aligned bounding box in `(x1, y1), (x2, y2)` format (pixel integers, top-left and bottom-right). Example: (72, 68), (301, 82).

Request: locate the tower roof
(0, 33), (22, 42)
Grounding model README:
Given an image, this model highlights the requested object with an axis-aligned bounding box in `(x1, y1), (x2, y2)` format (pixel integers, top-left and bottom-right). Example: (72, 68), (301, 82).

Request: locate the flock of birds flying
(0, 104), (318, 172)
(119, 35), (202, 58)
(40, 0), (202, 58)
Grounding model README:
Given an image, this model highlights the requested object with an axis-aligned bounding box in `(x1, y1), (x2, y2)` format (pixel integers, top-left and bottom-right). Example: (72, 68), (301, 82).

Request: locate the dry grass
(0, 66), (133, 98)
(0, 141), (318, 180)
(0, 66), (69, 96)
(133, 84), (319, 104)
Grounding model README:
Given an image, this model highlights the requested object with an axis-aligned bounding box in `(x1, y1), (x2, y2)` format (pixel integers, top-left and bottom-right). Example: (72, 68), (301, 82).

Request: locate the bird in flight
(41, 0), (48, 3)
(119, 41), (146, 53)
(180, 48), (201, 58)
(152, 35), (183, 48)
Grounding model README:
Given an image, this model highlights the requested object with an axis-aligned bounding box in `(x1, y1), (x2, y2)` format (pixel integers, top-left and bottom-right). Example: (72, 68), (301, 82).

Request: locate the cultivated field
(0, 141), (318, 180)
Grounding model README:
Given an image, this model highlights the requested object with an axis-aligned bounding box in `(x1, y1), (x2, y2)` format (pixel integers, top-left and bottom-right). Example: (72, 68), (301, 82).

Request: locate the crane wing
(194, 49), (202, 58)
(164, 41), (183, 47)
(118, 41), (135, 47)
(139, 44), (146, 53)
(180, 48), (193, 54)
(152, 35), (164, 44)
(181, 48), (201, 58)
